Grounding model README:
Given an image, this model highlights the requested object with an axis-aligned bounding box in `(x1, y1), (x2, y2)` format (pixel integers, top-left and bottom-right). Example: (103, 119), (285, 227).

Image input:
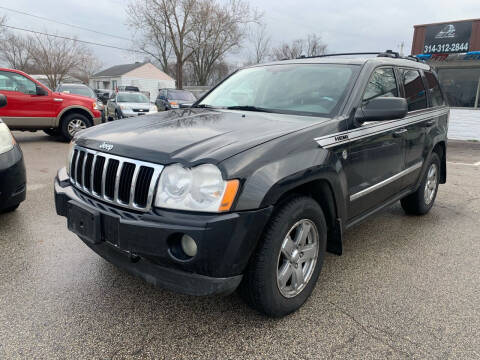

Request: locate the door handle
(422, 120), (435, 127)
(393, 128), (408, 138)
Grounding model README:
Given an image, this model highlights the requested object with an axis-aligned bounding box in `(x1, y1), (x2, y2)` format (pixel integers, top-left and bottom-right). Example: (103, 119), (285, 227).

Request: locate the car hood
(118, 102), (151, 109)
(76, 108), (327, 165)
(54, 92), (95, 103)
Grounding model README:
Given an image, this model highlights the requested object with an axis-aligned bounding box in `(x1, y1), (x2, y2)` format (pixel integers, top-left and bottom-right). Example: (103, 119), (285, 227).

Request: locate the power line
(0, 5), (132, 41)
(1, 24), (144, 54)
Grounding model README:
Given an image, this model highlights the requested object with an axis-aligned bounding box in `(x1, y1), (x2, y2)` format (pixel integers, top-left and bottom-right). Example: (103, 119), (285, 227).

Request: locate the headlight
(149, 105), (158, 113)
(66, 141), (75, 175)
(0, 122), (15, 155)
(93, 102), (98, 110)
(155, 164), (239, 212)
(120, 104), (127, 110)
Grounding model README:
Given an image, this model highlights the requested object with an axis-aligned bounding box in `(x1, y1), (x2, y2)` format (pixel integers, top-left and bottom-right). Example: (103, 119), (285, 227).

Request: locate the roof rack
(295, 50), (423, 63)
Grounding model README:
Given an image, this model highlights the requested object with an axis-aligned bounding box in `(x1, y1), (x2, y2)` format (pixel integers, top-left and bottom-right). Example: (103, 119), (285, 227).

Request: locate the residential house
(90, 62), (175, 101)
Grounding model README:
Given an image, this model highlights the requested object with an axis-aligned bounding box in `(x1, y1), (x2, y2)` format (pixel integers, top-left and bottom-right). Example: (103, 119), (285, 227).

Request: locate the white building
(90, 62), (175, 101)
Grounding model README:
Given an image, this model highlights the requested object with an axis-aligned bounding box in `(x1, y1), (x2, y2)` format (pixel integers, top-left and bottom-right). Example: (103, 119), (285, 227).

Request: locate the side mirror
(36, 86), (48, 96)
(0, 94), (7, 108)
(356, 97), (408, 122)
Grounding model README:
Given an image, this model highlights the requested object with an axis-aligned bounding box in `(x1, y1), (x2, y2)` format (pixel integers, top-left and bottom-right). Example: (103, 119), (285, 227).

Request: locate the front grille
(69, 146), (163, 211)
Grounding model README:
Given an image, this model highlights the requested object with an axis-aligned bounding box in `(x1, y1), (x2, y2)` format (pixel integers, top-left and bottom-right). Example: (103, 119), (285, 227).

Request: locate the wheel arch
(432, 140), (446, 184)
(260, 175), (345, 255)
(57, 106), (94, 127)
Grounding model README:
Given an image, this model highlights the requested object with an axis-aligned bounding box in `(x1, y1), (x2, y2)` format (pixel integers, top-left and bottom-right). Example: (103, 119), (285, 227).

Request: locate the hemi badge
(335, 134), (349, 142)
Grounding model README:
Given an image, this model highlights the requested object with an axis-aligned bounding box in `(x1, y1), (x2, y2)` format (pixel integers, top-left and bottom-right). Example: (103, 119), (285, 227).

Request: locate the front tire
(1, 204), (20, 213)
(401, 152), (441, 215)
(60, 113), (91, 141)
(239, 196), (327, 317)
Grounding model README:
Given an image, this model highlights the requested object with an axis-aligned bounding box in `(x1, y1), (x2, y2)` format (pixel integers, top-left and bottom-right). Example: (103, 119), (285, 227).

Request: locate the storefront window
(437, 67), (480, 108)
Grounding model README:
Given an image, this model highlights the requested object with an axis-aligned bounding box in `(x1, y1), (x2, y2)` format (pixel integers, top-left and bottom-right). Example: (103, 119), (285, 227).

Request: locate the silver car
(106, 92), (157, 120)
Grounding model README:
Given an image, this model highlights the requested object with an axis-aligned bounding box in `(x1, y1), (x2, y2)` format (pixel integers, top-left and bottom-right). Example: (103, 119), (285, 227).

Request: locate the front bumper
(0, 145), (26, 211)
(120, 109), (157, 118)
(54, 168), (272, 296)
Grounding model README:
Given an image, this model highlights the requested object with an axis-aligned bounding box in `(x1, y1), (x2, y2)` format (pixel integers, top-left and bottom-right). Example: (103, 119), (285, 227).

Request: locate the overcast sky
(1, 0), (480, 71)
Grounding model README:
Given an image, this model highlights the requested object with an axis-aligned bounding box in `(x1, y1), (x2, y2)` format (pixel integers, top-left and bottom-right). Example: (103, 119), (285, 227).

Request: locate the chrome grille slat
(129, 166), (141, 207)
(113, 161), (124, 202)
(69, 145), (164, 212)
(90, 154), (97, 194)
(101, 157), (109, 198)
(81, 151), (87, 189)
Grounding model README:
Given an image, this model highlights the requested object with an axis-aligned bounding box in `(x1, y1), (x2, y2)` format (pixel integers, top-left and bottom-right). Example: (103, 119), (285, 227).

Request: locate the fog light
(181, 235), (197, 257)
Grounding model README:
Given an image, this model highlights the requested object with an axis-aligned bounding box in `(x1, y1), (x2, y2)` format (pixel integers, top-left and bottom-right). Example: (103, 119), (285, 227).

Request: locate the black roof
(94, 62), (146, 77)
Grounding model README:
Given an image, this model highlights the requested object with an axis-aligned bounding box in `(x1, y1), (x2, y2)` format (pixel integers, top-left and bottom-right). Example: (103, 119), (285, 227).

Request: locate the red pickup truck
(0, 68), (102, 141)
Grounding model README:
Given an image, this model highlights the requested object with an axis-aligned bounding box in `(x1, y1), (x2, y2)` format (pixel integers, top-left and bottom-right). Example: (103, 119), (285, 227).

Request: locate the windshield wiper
(225, 105), (270, 112)
(192, 104), (215, 108)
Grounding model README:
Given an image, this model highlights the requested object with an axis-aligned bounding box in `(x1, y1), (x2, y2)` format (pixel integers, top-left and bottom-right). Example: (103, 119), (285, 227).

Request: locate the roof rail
(294, 50), (424, 63)
(296, 52), (381, 60)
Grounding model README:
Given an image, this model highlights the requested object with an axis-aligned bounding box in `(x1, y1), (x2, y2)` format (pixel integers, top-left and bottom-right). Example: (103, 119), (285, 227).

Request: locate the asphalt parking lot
(0, 132), (479, 359)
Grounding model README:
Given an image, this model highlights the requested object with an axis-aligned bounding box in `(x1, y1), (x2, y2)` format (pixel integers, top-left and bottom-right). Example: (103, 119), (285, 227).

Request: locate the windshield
(167, 90), (196, 101)
(117, 93), (149, 103)
(58, 85), (95, 98)
(199, 64), (359, 117)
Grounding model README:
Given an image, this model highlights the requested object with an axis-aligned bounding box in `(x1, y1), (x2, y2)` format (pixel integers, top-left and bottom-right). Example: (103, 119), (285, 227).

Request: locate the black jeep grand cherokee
(55, 52), (448, 317)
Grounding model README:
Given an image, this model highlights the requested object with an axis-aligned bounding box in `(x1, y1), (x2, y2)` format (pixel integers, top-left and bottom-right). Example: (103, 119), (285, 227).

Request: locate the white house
(90, 62), (175, 101)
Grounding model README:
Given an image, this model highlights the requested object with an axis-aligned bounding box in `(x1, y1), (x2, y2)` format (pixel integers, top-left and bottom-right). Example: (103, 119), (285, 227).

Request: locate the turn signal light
(219, 179), (239, 212)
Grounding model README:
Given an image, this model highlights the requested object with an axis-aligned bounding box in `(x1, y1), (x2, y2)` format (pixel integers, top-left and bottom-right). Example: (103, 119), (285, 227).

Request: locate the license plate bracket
(67, 201), (101, 244)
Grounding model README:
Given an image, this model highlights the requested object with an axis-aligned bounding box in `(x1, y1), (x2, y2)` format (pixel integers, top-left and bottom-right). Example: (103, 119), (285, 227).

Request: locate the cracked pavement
(0, 133), (479, 359)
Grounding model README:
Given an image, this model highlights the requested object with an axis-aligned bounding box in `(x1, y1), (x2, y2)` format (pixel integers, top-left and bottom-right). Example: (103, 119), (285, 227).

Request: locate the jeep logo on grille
(99, 142), (114, 151)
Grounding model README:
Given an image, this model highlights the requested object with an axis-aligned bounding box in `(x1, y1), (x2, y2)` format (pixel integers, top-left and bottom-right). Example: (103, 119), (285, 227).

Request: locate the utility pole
(398, 41), (405, 56)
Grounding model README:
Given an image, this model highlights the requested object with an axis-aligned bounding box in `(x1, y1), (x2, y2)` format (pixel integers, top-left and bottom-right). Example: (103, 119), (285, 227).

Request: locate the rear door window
(424, 72), (445, 107)
(362, 67), (398, 102)
(399, 69), (427, 111)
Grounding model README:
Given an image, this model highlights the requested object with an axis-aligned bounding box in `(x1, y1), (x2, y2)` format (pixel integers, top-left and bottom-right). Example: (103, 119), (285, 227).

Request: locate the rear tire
(239, 196), (327, 317)
(43, 128), (60, 136)
(60, 113), (92, 142)
(401, 152), (440, 215)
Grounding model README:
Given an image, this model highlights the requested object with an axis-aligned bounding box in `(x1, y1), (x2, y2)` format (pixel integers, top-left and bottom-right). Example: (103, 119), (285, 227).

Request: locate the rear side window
(425, 72), (445, 107)
(362, 67), (398, 101)
(400, 69), (427, 111)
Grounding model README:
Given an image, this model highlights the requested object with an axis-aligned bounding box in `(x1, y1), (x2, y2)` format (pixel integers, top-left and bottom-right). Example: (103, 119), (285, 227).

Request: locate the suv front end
(54, 142), (272, 295)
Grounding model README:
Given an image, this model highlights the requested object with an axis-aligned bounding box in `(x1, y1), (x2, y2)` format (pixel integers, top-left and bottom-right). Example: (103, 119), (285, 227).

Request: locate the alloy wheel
(67, 119), (87, 136)
(424, 163), (438, 205)
(277, 219), (319, 298)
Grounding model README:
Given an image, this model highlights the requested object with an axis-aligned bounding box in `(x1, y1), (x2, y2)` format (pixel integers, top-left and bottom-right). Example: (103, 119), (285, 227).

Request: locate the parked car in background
(0, 94), (26, 213)
(0, 68), (102, 141)
(156, 89), (196, 110)
(94, 89), (114, 105)
(56, 83), (105, 123)
(118, 85), (140, 92)
(106, 91), (157, 120)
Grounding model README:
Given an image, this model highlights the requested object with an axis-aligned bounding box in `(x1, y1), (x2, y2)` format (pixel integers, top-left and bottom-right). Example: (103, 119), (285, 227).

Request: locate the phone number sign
(423, 21), (472, 54)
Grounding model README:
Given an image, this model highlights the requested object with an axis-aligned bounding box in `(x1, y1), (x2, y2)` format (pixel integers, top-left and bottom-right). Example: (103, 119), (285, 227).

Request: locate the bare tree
(0, 32), (32, 71)
(72, 52), (103, 84)
(128, 0), (259, 88)
(189, 0), (260, 85)
(27, 33), (89, 89)
(128, 0), (173, 73)
(247, 23), (270, 64)
(271, 33), (327, 60)
(0, 16), (32, 71)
